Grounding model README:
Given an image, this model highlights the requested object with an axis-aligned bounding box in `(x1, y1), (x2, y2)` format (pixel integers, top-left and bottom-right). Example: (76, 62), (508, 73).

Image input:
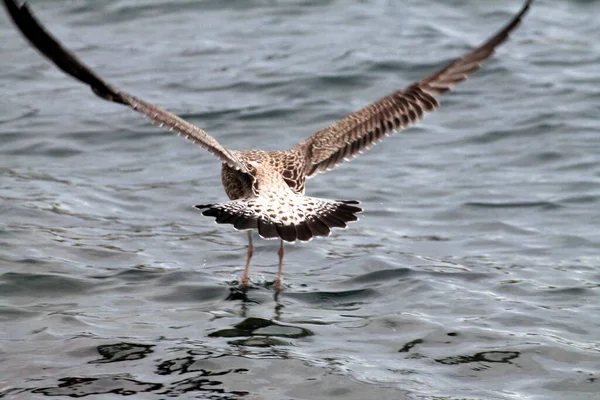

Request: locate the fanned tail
(195, 197), (362, 243)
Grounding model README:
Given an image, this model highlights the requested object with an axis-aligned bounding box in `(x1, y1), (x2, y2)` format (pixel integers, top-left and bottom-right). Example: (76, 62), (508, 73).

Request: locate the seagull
(3, 0), (533, 292)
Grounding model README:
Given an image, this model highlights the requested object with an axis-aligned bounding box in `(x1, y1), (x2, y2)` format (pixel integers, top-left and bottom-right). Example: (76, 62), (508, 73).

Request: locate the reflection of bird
(3, 0), (533, 292)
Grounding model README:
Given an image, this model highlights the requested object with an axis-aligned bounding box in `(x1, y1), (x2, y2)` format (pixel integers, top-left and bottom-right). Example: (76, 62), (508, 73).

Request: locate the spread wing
(3, 0), (248, 173)
(297, 0), (532, 177)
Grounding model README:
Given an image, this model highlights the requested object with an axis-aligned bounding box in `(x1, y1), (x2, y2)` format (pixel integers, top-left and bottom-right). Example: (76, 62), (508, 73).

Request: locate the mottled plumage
(202, 149), (361, 243)
(3, 0), (533, 291)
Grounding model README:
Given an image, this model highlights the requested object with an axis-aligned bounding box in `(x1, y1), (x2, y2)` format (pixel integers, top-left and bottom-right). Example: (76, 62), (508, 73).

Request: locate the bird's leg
(274, 239), (285, 292)
(240, 230), (253, 288)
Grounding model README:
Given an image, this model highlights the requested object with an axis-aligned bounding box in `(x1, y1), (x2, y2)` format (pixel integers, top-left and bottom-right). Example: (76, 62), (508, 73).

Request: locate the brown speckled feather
(297, 0), (533, 177)
(3, 0), (533, 245)
(2, 0), (247, 173)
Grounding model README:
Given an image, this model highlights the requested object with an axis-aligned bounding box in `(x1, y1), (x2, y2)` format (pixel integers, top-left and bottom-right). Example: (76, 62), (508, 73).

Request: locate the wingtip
(3, 0), (22, 20)
(521, 0), (534, 17)
(4, 0), (35, 25)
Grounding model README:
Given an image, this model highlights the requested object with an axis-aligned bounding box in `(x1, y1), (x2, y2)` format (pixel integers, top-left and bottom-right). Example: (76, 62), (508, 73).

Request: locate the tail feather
(195, 197), (362, 242)
(215, 212), (236, 224)
(197, 204), (258, 231)
(234, 216), (257, 231)
(321, 213), (348, 228)
(258, 219), (278, 239)
(306, 216), (331, 237)
(296, 223), (312, 242)
(276, 224), (297, 242)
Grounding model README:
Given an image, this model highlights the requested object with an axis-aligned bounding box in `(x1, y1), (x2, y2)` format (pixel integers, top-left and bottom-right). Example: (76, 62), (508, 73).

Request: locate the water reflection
(209, 317), (313, 347)
(27, 342), (251, 398)
(225, 284), (286, 319)
(20, 316), (313, 398)
(225, 280), (291, 299)
(436, 351), (520, 365)
(32, 377), (163, 398)
(156, 356), (248, 377)
(90, 342), (154, 364)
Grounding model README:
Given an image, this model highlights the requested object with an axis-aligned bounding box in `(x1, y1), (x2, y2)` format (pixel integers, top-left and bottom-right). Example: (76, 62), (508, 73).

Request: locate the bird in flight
(3, 0), (533, 292)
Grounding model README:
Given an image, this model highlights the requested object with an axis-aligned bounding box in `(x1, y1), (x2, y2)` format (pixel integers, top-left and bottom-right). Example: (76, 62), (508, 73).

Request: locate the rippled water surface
(2, 0), (599, 399)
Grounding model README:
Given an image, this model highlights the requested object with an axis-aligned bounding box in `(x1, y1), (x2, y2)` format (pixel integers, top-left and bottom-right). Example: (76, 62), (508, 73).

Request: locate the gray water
(1, 0), (599, 399)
